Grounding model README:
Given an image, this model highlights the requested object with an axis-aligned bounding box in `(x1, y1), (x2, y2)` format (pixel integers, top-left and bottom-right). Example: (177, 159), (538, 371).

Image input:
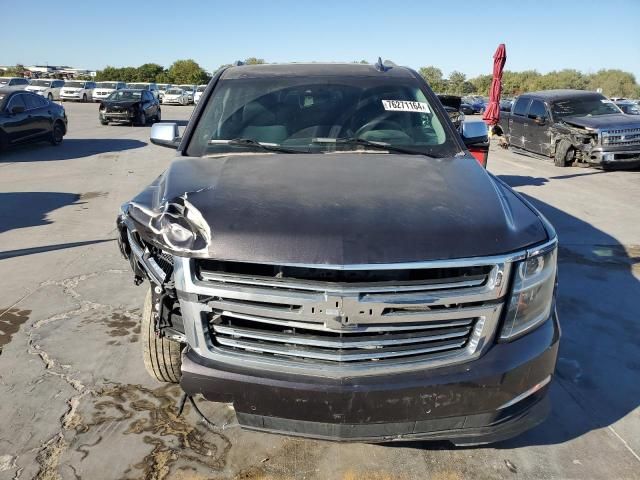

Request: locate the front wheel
(82, 94), (87, 103)
(50, 121), (65, 145)
(47, 93), (53, 101)
(136, 110), (147, 126)
(554, 139), (575, 167)
(141, 288), (182, 383)
(155, 108), (161, 122)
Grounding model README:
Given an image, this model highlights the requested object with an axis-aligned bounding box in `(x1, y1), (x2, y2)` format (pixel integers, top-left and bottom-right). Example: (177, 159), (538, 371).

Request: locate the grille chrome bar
(215, 336), (467, 362)
(212, 322), (472, 348)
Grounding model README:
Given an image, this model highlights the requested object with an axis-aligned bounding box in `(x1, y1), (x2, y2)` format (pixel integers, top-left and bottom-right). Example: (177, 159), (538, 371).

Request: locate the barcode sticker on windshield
(382, 100), (431, 113)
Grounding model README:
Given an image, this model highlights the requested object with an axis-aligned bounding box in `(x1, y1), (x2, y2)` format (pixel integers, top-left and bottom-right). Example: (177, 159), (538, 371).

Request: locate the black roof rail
(233, 60), (244, 66)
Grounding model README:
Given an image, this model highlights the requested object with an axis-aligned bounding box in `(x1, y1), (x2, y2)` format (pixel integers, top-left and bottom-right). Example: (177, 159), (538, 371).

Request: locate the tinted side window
(513, 97), (530, 116)
(528, 100), (547, 119)
(7, 94), (26, 110)
(24, 93), (44, 109)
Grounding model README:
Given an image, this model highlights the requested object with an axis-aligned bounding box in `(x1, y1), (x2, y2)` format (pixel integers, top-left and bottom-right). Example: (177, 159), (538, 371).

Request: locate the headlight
(500, 245), (557, 340)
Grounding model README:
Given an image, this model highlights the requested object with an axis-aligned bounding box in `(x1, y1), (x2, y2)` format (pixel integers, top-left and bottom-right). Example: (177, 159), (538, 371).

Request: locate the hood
(26, 86), (46, 91)
(562, 114), (640, 130)
(94, 88), (114, 93)
(125, 153), (548, 264)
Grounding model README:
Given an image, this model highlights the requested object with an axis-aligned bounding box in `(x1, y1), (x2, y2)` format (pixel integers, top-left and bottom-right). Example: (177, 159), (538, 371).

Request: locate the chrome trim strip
(212, 324), (471, 348)
(527, 238), (558, 258)
(198, 270), (487, 293)
(215, 337), (467, 362)
(497, 375), (551, 409)
(217, 311), (475, 334)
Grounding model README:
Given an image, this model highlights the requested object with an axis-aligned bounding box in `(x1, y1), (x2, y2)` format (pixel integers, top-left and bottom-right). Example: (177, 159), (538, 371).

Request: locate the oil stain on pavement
(71, 383), (232, 480)
(0, 307), (31, 353)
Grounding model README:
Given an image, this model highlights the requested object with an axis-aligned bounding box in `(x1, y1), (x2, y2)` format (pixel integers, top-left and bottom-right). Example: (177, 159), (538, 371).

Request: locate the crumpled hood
(125, 153), (549, 264)
(562, 114), (640, 130)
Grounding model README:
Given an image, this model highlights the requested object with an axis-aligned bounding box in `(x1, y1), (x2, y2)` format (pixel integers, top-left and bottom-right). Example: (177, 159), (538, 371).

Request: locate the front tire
(141, 288), (182, 383)
(82, 94), (87, 103)
(47, 93), (53, 101)
(155, 108), (161, 122)
(50, 121), (65, 146)
(136, 110), (147, 126)
(554, 139), (575, 167)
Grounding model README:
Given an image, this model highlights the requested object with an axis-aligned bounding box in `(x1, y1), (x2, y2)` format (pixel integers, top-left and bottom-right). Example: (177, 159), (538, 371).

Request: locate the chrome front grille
(602, 127), (640, 146)
(175, 257), (511, 376)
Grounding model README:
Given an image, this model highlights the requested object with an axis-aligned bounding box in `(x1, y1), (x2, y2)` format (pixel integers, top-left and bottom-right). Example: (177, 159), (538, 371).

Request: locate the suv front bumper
(181, 311), (559, 444)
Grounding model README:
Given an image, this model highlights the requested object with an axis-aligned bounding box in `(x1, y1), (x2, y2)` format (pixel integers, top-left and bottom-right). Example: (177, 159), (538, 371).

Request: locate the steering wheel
(353, 116), (404, 138)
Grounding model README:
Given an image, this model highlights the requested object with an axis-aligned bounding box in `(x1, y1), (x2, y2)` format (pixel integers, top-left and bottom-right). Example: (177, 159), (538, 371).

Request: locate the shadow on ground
(396, 178), (640, 450)
(0, 192), (81, 234)
(0, 138), (146, 162)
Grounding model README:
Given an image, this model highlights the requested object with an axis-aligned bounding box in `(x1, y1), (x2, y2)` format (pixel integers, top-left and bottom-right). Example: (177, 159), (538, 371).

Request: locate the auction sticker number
(382, 100), (431, 113)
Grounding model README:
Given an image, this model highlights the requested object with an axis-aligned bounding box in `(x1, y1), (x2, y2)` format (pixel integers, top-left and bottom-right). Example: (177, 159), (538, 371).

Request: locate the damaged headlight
(500, 245), (557, 341)
(124, 195), (211, 255)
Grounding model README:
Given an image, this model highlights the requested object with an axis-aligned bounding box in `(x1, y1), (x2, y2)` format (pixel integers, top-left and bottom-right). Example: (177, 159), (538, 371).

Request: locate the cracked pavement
(0, 105), (639, 479)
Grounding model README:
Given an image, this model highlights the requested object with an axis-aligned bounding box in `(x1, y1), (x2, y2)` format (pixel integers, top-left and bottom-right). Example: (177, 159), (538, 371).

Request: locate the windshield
(552, 95), (622, 119)
(96, 82), (118, 89)
(166, 89), (183, 95)
(127, 83), (148, 89)
(178, 85), (193, 91)
(157, 84), (169, 89)
(65, 81), (85, 88)
(197, 86), (207, 92)
(107, 90), (142, 101)
(30, 80), (52, 87)
(186, 75), (458, 158)
(618, 103), (640, 115)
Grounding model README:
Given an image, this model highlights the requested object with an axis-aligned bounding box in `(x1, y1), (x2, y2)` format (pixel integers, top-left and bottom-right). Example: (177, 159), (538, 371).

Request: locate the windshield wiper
(312, 137), (440, 158)
(208, 138), (304, 154)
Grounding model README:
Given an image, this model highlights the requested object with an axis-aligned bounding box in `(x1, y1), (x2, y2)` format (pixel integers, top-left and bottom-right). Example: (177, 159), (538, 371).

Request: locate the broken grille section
(186, 259), (507, 368)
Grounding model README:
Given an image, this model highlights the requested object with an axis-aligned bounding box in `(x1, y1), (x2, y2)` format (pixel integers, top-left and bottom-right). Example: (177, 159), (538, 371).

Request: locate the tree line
(4, 59), (639, 98)
(419, 66), (640, 98)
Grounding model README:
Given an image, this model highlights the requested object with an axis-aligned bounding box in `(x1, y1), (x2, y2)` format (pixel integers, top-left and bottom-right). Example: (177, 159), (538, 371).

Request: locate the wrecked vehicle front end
(117, 152), (560, 445)
(556, 120), (640, 169)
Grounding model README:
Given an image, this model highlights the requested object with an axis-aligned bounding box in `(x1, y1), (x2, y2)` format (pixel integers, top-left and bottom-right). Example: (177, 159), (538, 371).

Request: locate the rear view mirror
(10, 105), (25, 114)
(150, 122), (180, 149)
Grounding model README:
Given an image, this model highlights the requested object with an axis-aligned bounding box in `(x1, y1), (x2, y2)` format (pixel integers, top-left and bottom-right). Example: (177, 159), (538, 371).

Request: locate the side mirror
(534, 116), (546, 126)
(10, 105), (25, 114)
(150, 122), (180, 149)
(461, 121), (489, 168)
(461, 120), (489, 146)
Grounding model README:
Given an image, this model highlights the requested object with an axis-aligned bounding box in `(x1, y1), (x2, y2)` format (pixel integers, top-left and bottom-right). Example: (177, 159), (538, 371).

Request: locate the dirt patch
(0, 306), (31, 353)
(78, 192), (108, 201)
(35, 433), (66, 480)
(73, 383), (231, 480)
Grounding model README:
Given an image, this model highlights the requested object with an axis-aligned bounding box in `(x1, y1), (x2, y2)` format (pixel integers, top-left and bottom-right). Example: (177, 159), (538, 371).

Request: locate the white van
(60, 80), (97, 102)
(26, 79), (65, 100)
(93, 81), (127, 101)
(0, 77), (30, 91)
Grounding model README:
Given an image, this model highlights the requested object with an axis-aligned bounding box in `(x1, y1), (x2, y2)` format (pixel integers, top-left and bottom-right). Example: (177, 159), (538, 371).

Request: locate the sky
(2, 0), (639, 80)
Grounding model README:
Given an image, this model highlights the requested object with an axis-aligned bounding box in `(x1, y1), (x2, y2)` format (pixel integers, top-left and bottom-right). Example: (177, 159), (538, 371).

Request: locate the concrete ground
(0, 104), (638, 480)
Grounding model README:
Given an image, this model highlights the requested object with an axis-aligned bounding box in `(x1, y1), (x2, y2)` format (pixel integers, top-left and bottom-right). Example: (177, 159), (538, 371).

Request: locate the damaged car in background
(495, 89), (640, 169)
(117, 61), (560, 445)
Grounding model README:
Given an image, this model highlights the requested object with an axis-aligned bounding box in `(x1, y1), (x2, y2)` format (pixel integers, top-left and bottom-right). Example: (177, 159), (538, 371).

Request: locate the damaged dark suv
(117, 62), (560, 445)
